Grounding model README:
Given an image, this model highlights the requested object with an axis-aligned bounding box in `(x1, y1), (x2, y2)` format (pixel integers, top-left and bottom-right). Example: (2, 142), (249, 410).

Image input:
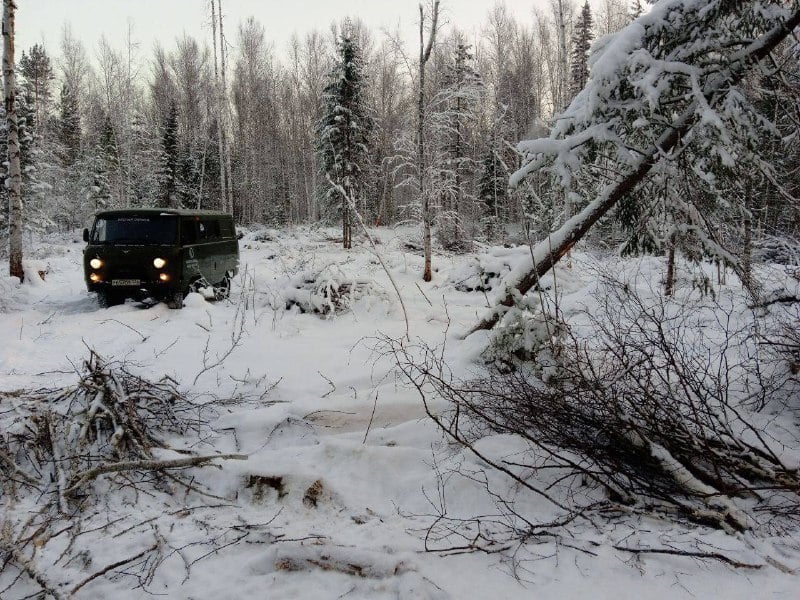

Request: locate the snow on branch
(469, 0), (800, 334)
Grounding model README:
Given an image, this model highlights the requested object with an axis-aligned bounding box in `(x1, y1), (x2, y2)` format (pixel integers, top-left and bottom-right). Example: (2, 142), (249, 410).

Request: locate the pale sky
(16, 1), (540, 64)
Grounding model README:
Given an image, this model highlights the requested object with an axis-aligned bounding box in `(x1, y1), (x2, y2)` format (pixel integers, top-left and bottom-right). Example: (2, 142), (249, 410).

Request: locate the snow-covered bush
(754, 235), (800, 267)
(283, 263), (387, 317)
(447, 246), (528, 293)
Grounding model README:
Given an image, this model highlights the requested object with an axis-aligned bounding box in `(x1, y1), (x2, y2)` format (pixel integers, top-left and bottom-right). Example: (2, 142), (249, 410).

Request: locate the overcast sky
(16, 1), (540, 63)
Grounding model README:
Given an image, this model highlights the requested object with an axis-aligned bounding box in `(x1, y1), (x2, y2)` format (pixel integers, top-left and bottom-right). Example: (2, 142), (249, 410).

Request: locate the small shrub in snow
(283, 264), (385, 316)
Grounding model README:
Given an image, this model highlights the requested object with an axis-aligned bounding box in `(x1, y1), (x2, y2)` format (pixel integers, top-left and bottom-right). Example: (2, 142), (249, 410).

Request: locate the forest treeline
(1, 0), (798, 258)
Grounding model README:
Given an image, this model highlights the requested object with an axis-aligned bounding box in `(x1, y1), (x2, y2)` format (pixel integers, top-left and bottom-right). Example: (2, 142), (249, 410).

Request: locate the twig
(318, 371), (336, 398)
(362, 392), (379, 444)
(64, 454), (248, 496)
(0, 539), (68, 600)
(0, 447), (39, 486)
(69, 540), (160, 595)
(415, 282), (433, 307)
(613, 545), (764, 569)
(325, 173), (410, 339)
(99, 319), (149, 342)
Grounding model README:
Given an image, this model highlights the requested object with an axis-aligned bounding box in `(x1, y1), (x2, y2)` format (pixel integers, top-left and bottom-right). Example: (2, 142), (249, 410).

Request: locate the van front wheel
(165, 291), (184, 309)
(214, 274), (232, 300)
(97, 290), (124, 308)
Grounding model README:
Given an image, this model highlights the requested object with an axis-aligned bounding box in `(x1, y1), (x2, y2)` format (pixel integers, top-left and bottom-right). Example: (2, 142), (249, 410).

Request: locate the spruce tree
(316, 21), (373, 249)
(478, 145), (507, 240)
(57, 83), (81, 166)
(569, 2), (594, 100)
(159, 100), (180, 208)
(434, 40), (482, 250)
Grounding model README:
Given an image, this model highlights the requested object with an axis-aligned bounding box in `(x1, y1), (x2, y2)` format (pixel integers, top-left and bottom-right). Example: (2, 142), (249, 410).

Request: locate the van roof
(94, 208), (233, 218)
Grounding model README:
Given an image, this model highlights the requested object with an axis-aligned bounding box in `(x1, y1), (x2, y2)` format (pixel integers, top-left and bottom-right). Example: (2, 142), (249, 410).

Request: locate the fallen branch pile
(0, 351), (248, 598)
(384, 274), (800, 551)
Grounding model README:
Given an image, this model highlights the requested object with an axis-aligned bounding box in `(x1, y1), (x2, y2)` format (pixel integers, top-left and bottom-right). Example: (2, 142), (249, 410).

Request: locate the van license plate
(112, 279), (140, 286)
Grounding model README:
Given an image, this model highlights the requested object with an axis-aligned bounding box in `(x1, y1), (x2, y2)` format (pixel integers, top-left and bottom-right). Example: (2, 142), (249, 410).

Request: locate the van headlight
(90, 258), (103, 269)
(153, 257), (167, 269)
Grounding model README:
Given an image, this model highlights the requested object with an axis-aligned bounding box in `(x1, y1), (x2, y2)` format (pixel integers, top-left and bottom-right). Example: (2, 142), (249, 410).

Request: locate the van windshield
(91, 215), (178, 245)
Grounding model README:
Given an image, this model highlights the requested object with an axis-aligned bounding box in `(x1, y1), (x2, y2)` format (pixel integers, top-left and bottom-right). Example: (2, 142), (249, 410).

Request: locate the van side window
(181, 218), (197, 244)
(199, 219), (221, 242)
(220, 219), (234, 239)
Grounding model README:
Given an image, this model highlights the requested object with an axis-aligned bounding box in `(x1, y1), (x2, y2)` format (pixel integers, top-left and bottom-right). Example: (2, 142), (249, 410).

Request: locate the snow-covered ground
(1, 227), (798, 599)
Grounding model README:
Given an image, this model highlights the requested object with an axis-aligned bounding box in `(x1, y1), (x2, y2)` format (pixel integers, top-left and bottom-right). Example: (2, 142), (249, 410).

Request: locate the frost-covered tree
(551, 0), (574, 112)
(316, 20), (373, 249)
(57, 83), (81, 166)
(477, 143), (508, 240)
(418, 0), (440, 280)
(472, 0), (800, 332)
(431, 37), (483, 250)
(232, 17), (283, 223)
(158, 99), (180, 208)
(365, 37), (409, 226)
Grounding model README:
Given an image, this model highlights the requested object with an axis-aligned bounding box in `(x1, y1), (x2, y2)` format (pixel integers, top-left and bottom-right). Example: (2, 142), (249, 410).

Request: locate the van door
(180, 216), (202, 288)
(197, 217), (222, 284)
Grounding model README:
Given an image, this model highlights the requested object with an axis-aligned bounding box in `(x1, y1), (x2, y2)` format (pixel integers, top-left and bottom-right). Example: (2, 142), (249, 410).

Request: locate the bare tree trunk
(742, 183), (753, 292)
(3, 0), (22, 282)
(468, 9), (800, 334)
(555, 0), (570, 113)
(211, 0), (228, 213)
(218, 0), (234, 217)
(664, 230), (676, 296)
(419, 0), (439, 282)
(343, 192), (351, 248)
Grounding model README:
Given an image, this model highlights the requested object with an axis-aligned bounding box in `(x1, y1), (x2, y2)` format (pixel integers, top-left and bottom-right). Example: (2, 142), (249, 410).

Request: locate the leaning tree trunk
(468, 8), (800, 334)
(3, 0), (22, 282)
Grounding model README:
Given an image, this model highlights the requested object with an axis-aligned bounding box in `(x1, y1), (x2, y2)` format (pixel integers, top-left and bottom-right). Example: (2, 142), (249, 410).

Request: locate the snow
(1, 227), (798, 598)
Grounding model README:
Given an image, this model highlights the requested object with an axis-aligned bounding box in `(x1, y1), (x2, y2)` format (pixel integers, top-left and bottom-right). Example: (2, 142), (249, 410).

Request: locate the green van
(83, 208), (239, 308)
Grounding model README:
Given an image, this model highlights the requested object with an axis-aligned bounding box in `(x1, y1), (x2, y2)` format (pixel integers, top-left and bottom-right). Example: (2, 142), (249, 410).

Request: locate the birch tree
(419, 0), (440, 281)
(210, 0), (229, 213)
(216, 0), (233, 214)
(3, 0), (22, 281)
